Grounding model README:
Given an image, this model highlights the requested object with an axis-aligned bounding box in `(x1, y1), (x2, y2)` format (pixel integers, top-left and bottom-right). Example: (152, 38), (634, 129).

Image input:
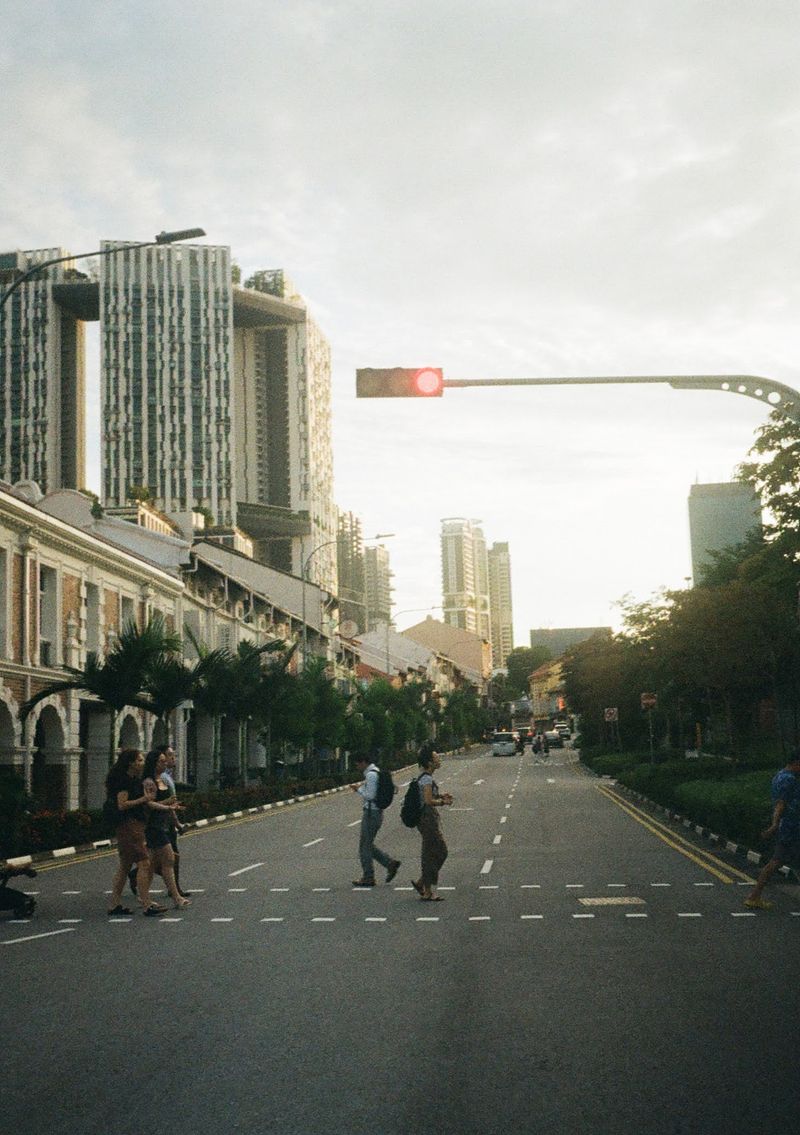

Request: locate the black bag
(400, 778), (423, 827)
(375, 767), (396, 810)
(102, 796), (120, 829)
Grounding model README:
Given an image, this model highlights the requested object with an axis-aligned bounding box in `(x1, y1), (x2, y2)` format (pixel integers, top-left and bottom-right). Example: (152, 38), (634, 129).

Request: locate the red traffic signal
(356, 367), (444, 398)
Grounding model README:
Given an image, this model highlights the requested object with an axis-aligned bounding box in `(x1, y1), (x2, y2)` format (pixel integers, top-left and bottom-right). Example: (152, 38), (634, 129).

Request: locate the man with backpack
(350, 753), (401, 887)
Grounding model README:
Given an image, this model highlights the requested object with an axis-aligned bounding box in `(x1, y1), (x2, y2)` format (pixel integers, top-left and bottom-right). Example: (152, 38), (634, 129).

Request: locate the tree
(20, 615), (182, 765)
(505, 646), (553, 697)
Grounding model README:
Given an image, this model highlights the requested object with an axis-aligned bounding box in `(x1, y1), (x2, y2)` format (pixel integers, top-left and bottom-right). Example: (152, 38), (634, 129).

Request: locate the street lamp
(0, 227), (207, 312)
(301, 532), (395, 667)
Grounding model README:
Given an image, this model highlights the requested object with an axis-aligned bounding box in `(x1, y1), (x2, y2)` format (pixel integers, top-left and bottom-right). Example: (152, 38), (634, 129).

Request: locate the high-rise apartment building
(487, 541), (513, 668)
(364, 544), (393, 628)
(0, 249), (86, 493)
(688, 481), (762, 585)
(101, 240), (235, 528)
(440, 517), (490, 642)
(1, 241), (338, 593)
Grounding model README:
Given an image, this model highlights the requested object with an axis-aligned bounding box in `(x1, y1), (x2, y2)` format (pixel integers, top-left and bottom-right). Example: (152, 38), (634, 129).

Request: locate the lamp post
(0, 227), (207, 312)
(301, 532), (394, 668)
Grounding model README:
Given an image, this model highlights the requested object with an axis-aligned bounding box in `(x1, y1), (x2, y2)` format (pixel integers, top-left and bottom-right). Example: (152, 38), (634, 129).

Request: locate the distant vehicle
(491, 731), (517, 756)
(544, 729), (564, 749)
(515, 727), (532, 745)
(555, 723), (571, 740)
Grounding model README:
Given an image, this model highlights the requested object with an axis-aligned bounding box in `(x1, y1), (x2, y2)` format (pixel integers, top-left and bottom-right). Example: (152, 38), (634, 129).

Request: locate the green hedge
(617, 758), (738, 808)
(673, 772), (774, 849)
(7, 775), (355, 858)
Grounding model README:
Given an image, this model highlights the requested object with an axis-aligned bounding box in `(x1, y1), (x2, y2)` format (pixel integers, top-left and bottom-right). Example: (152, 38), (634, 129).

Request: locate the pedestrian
(105, 749), (158, 916)
(411, 743), (452, 901)
(142, 749), (190, 910)
(350, 754), (401, 887)
(745, 749), (800, 910)
(129, 743), (192, 899)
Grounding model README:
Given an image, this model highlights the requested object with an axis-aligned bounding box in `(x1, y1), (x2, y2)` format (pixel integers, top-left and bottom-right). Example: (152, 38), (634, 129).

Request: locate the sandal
(411, 879), (425, 897)
(422, 894), (444, 902)
(143, 904), (168, 916)
(107, 905), (133, 916)
(174, 899), (191, 909)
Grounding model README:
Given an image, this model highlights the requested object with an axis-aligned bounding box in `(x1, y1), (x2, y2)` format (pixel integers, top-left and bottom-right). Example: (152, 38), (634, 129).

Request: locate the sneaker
(744, 897), (773, 910)
(385, 860), (401, 884)
(352, 879), (375, 887)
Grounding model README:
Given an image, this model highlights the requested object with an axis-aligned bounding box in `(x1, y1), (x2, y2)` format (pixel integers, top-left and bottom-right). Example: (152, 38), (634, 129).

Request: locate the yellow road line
(595, 784), (742, 883)
(597, 784), (755, 882)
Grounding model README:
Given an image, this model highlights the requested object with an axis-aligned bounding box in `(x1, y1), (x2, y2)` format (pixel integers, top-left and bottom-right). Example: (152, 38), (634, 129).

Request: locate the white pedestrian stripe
(469, 916), (491, 921)
(161, 918), (183, 923)
(493, 835), (502, 845)
(57, 919), (82, 924)
(521, 914), (544, 920)
(365, 917), (387, 923)
(270, 887), (290, 892)
(678, 913), (702, 918)
(303, 838), (325, 848)
(312, 917), (336, 923)
(573, 914), (595, 919)
(481, 859), (494, 874)
(479, 885), (499, 890)
(500, 817), (507, 824)
(62, 891), (81, 895)
(261, 918), (284, 923)
(228, 888), (247, 893)
(313, 887), (331, 893)
(694, 882), (714, 887)
(211, 918), (234, 923)
(228, 862), (265, 877)
(416, 917), (440, 922)
(731, 912), (756, 918)
(625, 913), (648, 919)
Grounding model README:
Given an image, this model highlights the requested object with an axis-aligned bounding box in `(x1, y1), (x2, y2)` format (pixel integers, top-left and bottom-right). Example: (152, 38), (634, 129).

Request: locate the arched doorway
(31, 704), (66, 809)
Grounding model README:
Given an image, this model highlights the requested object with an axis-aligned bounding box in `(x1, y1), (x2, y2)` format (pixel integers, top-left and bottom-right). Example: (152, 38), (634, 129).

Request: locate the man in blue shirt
(745, 750), (800, 910)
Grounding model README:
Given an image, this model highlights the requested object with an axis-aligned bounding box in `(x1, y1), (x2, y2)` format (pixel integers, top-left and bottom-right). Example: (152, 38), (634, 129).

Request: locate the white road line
(57, 919), (82, 924)
(313, 887), (331, 892)
(416, 917), (440, 922)
(228, 888), (247, 893)
(1, 928), (76, 945)
(500, 816), (507, 824)
(347, 820), (361, 828)
(731, 912), (756, 918)
(607, 884), (628, 888)
(694, 882), (714, 887)
(270, 887), (290, 892)
(625, 913), (648, 919)
(211, 918), (234, 923)
(473, 779), (485, 785)
(394, 886), (413, 891)
(479, 884), (499, 890)
(481, 859), (494, 874)
(108, 918), (133, 923)
(469, 916), (491, 921)
(650, 883), (671, 887)
(566, 884), (584, 889)
(62, 890), (81, 895)
(493, 835), (502, 845)
(261, 917), (285, 923)
(573, 914), (595, 919)
(547, 778), (556, 784)
(160, 917), (183, 923)
(229, 862), (265, 877)
(365, 917), (387, 923)
(505, 803), (511, 809)
(303, 838), (325, 848)
(521, 914), (544, 920)
(312, 917), (336, 923)
(678, 913), (702, 918)
(521, 884), (541, 889)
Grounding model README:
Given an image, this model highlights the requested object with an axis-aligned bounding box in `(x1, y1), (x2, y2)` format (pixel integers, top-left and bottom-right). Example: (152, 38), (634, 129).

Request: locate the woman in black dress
(142, 749), (190, 910)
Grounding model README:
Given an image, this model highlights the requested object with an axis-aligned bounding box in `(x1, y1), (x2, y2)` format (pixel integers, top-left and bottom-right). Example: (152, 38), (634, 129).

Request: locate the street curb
(591, 769), (792, 877)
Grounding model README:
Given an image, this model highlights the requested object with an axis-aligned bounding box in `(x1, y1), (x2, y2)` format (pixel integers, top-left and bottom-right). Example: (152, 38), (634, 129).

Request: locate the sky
(2, 1), (799, 645)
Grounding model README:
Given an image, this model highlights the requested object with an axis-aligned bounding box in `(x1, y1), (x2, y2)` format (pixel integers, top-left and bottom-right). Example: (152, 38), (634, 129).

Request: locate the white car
(491, 731), (516, 756)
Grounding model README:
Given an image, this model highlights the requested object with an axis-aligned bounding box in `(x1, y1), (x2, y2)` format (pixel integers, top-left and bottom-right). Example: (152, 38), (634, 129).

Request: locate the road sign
(640, 692), (658, 710)
(604, 707), (618, 722)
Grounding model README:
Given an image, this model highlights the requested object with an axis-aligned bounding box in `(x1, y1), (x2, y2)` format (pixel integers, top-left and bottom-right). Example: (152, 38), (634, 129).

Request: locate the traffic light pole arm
(442, 374), (800, 423)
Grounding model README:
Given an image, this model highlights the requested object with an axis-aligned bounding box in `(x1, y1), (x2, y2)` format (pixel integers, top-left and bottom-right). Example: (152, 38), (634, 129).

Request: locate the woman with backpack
(411, 744), (453, 901)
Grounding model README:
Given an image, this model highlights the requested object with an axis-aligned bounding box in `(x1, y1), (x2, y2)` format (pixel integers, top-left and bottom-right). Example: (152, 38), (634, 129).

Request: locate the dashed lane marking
(1, 928), (76, 945)
(493, 835), (502, 845)
(731, 912), (756, 918)
(261, 918), (284, 923)
(469, 916), (491, 922)
(521, 915), (544, 920)
(312, 917), (336, 923)
(678, 913), (702, 918)
(57, 918), (83, 924)
(416, 917), (440, 922)
(313, 887), (331, 893)
(303, 838), (325, 848)
(211, 918), (234, 923)
(365, 917), (387, 923)
(270, 888), (290, 892)
(228, 862), (265, 877)
(228, 888), (247, 893)
(481, 860), (494, 874)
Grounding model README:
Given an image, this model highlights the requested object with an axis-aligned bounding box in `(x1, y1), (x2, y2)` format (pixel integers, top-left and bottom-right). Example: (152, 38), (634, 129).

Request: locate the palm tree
(20, 615), (182, 765)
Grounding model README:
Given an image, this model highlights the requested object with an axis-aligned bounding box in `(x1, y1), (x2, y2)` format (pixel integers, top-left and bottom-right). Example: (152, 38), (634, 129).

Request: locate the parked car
(555, 723), (571, 740)
(491, 731), (517, 756)
(544, 729), (564, 749)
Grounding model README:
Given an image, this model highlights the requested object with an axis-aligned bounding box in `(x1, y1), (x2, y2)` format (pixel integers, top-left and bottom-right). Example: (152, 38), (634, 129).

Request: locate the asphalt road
(3, 747), (798, 1135)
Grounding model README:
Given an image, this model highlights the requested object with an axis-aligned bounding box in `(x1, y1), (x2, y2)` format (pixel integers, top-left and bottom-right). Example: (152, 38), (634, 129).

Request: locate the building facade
(0, 249), (86, 494)
(688, 481), (762, 585)
(487, 541), (513, 669)
(440, 517), (490, 642)
(364, 543), (392, 629)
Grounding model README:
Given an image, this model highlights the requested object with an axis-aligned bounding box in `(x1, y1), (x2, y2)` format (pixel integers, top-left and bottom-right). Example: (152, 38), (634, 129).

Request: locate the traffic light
(356, 367), (444, 398)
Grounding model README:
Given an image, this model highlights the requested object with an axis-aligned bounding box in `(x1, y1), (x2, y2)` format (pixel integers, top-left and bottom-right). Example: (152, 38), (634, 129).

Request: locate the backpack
(375, 767), (396, 810)
(400, 778), (423, 827)
(102, 795), (120, 830)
